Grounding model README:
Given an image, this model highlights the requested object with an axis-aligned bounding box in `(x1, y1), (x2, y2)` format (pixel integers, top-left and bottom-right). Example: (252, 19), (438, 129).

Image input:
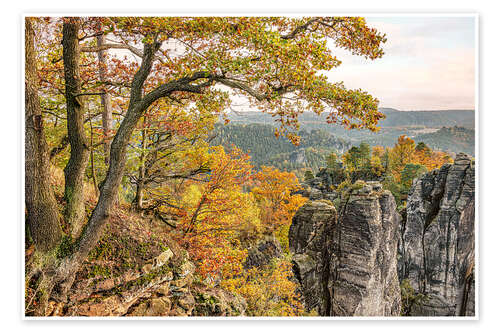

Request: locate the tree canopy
(25, 16), (388, 316)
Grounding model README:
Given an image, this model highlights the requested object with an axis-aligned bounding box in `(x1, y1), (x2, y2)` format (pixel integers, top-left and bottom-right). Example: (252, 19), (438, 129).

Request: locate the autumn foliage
(326, 135), (453, 206)
(251, 166), (307, 250)
(25, 16), (389, 316)
(170, 150), (307, 284)
(221, 258), (307, 316)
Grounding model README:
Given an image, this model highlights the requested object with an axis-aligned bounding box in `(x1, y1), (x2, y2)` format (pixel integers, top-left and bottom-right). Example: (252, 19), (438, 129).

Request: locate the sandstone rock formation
(289, 181), (402, 316)
(400, 153), (475, 316)
(289, 200), (336, 315)
(244, 236), (283, 270)
(297, 171), (340, 202)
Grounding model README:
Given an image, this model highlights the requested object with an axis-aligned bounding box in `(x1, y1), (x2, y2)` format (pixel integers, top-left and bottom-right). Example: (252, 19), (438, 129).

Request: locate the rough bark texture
(62, 18), (91, 239)
(49, 40), (165, 302)
(133, 129), (146, 210)
(400, 153), (475, 316)
(25, 18), (62, 252)
(289, 181), (401, 316)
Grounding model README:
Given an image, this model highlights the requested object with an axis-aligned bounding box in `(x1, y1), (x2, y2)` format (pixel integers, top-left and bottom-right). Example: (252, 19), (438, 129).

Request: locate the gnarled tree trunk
(62, 18), (90, 239)
(25, 17), (62, 252)
(38, 35), (214, 315)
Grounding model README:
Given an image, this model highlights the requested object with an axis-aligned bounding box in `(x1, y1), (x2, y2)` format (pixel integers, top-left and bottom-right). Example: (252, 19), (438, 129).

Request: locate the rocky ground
(25, 208), (246, 317)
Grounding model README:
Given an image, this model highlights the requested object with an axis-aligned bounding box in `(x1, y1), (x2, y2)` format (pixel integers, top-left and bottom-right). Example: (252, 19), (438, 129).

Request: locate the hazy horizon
(227, 107), (475, 113)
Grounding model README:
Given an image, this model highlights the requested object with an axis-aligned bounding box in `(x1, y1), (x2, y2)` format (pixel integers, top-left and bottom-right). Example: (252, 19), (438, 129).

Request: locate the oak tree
(26, 16), (387, 314)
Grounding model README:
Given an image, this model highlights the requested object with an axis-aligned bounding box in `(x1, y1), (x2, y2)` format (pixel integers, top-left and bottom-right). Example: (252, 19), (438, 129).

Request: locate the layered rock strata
(289, 182), (402, 316)
(400, 153), (475, 316)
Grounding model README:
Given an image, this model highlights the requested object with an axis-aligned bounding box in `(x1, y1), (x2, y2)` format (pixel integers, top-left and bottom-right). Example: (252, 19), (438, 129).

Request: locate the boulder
(309, 188), (323, 200)
(153, 248), (174, 268)
(129, 297), (172, 316)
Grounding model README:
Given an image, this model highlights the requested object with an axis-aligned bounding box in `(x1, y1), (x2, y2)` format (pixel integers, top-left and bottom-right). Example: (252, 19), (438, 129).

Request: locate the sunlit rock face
(400, 153), (475, 316)
(289, 182), (401, 316)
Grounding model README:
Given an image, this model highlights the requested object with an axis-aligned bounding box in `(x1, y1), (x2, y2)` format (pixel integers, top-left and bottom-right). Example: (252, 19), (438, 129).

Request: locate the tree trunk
(88, 110), (99, 197)
(134, 179), (145, 210)
(62, 18), (90, 239)
(49, 40), (163, 303)
(133, 127), (147, 210)
(97, 31), (112, 165)
(24, 18), (62, 252)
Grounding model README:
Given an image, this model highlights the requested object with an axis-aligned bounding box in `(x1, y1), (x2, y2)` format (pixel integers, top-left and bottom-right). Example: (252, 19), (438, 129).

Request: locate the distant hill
(413, 126), (475, 156)
(211, 123), (351, 173)
(225, 108), (475, 129)
(223, 108), (475, 149)
(377, 108), (475, 128)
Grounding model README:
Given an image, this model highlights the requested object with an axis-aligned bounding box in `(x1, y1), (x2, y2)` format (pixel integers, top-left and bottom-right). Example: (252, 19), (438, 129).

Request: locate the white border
(18, 12), (479, 322)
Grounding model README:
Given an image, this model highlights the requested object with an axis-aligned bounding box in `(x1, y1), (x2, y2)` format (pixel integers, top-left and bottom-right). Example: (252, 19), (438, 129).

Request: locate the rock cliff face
(289, 181), (401, 316)
(400, 153), (475, 316)
(244, 236), (283, 270)
(289, 200), (336, 315)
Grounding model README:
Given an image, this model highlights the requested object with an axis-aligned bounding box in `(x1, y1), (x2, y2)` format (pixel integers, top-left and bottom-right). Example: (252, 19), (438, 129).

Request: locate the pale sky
(327, 16), (476, 111)
(111, 16), (476, 112)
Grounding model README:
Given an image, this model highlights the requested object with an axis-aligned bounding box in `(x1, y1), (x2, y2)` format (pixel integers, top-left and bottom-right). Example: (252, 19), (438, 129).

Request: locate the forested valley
(24, 16), (475, 317)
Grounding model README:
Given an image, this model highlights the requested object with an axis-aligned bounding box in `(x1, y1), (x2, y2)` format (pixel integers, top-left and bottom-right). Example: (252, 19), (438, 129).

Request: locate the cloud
(325, 17), (476, 110)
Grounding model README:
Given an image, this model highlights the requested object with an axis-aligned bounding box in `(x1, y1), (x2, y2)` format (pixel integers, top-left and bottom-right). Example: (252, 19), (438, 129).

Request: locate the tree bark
(134, 179), (145, 210)
(97, 31), (112, 165)
(62, 18), (90, 239)
(51, 40), (163, 300)
(24, 18), (62, 252)
(133, 127), (147, 210)
(88, 110), (99, 197)
(51, 38), (217, 305)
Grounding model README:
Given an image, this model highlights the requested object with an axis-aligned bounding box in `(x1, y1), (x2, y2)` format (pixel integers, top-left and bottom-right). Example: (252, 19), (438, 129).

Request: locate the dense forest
(212, 121), (474, 176)
(414, 126), (475, 155)
(23, 16), (474, 318)
(225, 109), (475, 149)
(211, 123), (351, 173)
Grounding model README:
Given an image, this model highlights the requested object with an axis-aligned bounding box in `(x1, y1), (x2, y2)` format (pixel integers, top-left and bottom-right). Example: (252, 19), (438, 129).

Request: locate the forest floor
(24, 167), (246, 317)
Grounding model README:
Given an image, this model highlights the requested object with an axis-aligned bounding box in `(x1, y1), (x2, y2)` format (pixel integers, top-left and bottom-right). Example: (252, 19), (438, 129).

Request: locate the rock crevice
(289, 182), (401, 316)
(400, 153), (475, 316)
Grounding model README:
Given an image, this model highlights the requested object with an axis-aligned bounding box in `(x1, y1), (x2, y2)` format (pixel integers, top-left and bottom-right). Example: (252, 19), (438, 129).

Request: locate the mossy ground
(76, 209), (181, 282)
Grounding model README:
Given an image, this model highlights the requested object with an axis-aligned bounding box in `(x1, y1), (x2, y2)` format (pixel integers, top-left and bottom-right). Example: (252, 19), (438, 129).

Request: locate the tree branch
(81, 42), (144, 58)
(281, 18), (319, 40)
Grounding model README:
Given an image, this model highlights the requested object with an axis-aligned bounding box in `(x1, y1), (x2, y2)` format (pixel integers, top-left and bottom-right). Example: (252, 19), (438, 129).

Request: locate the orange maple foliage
(388, 136), (454, 182)
(251, 166), (307, 251)
(413, 142), (453, 171)
(172, 146), (256, 282)
(388, 135), (416, 181)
